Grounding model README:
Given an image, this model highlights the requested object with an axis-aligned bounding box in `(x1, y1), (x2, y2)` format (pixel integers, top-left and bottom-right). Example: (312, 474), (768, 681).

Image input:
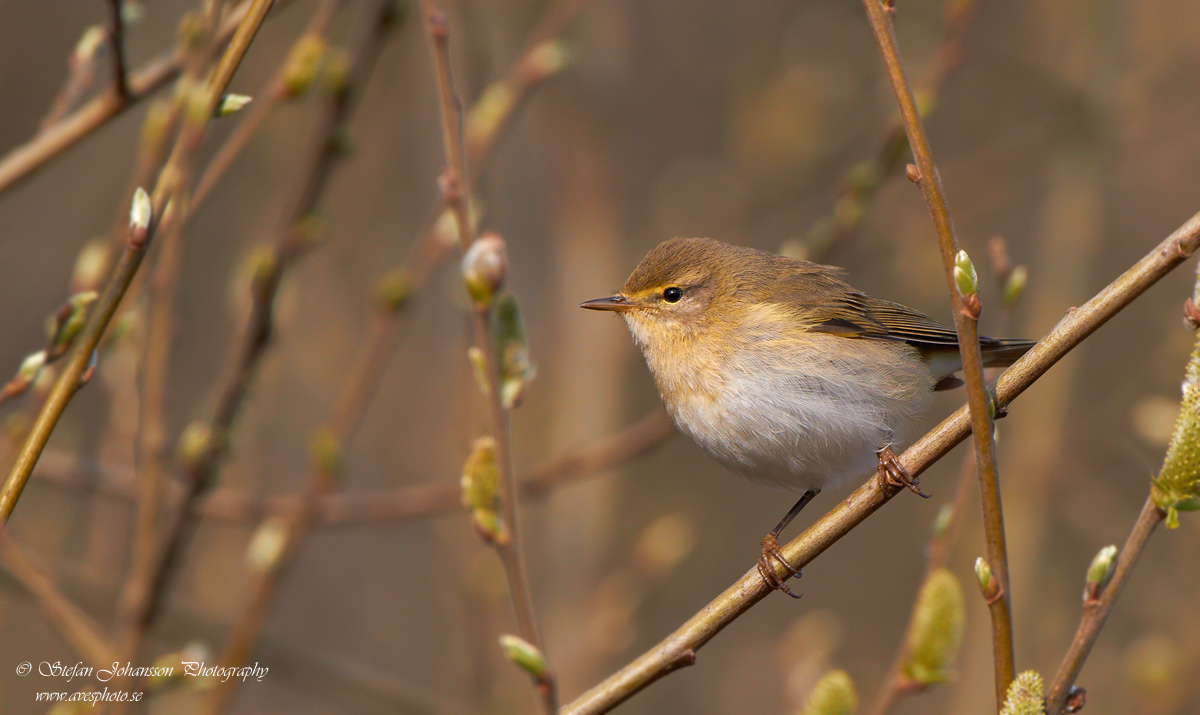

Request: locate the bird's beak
(579, 294), (632, 312)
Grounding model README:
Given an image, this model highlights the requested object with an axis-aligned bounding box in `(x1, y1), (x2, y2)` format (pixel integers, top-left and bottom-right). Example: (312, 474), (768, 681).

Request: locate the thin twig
(804, 0), (982, 262)
(192, 0), (347, 209)
(419, 2), (556, 711)
(859, 0), (1014, 705)
(561, 211), (1200, 715)
(108, 0), (130, 100)
(31, 407), (674, 524)
(1044, 498), (1166, 713)
(0, 0), (295, 196)
(0, 531), (117, 669)
(116, 0), (385, 667)
(199, 4), (397, 710)
(116, 0), (246, 664)
(0, 0), (275, 526)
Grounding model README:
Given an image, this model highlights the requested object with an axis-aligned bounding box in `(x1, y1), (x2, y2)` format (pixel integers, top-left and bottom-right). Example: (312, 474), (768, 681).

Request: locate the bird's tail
(979, 337), (1036, 368)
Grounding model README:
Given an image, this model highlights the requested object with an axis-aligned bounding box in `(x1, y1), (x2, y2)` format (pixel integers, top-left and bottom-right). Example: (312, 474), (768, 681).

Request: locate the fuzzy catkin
(1001, 671), (1045, 715)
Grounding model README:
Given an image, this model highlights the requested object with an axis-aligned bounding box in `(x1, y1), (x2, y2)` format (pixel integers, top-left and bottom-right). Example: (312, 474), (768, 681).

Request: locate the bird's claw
(758, 534), (802, 598)
(878, 444), (930, 498)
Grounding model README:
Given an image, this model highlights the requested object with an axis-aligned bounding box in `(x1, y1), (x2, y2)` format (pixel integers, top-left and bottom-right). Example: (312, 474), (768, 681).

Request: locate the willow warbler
(581, 237), (1033, 596)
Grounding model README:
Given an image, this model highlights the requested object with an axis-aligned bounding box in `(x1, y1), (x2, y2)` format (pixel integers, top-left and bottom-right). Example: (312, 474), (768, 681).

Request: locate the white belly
(664, 339), (934, 491)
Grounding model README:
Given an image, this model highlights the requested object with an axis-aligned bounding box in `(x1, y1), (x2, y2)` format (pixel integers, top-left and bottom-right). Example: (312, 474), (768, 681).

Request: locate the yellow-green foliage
(461, 437), (506, 543)
(800, 669), (857, 715)
(1153, 336), (1200, 528)
(1001, 671), (1046, 715)
(901, 568), (965, 686)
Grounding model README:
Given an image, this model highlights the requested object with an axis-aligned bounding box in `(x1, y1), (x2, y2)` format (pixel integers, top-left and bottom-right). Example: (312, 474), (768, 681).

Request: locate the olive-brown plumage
(583, 237), (1032, 491)
(582, 237), (1034, 595)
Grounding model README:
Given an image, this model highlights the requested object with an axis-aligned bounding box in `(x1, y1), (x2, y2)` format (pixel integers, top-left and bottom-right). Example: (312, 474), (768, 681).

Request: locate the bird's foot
(757, 533), (802, 599)
(878, 444), (930, 498)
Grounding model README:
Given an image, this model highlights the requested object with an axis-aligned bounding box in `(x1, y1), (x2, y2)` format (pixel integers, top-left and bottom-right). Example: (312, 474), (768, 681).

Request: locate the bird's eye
(662, 286), (683, 303)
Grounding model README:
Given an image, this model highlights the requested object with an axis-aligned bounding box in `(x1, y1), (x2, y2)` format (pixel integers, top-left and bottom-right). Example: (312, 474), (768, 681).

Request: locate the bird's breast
(651, 335), (936, 490)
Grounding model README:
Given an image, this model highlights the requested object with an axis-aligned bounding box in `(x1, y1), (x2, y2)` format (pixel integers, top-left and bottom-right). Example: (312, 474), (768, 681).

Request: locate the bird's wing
(807, 291), (960, 347)
(805, 291), (1035, 376)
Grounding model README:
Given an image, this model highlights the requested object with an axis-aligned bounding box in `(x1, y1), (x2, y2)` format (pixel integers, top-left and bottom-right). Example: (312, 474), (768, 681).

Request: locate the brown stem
(0, 531), (117, 669)
(32, 407), (674, 525)
(419, 3), (556, 712)
(107, 0), (129, 100)
(0, 0), (295, 196)
(192, 0), (347, 209)
(805, 0), (981, 262)
(560, 210), (1200, 715)
(199, 4), (397, 710)
(1044, 498), (1166, 713)
(859, 0), (1014, 705)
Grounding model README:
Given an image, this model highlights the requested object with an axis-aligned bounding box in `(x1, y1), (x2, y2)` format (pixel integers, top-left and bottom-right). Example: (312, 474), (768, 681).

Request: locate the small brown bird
(582, 237), (1033, 596)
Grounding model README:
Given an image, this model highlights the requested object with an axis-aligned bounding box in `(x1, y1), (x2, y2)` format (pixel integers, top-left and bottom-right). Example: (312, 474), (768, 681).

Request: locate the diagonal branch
(859, 0), (1014, 704)
(0, 531), (117, 669)
(198, 3), (399, 711)
(1044, 498), (1165, 713)
(0, 0), (278, 527)
(561, 210), (1200, 715)
(30, 407), (674, 525)
(0, 0), (295, 196)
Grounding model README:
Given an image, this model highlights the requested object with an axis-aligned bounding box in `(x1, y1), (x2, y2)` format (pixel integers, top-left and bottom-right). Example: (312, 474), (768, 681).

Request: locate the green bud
(467, 346), (489, 396)
(309, 427), (342, 475)
(462, 437), (506, 544)
(245, 244), (278, 292)
(47, 291), (98, 355)
(214, 93), (253, 117)
(17, 351), (46, 383)
(901, 568), (965, 687)
(498, 634), (549, 679)
(954, 249), (978, 298)
(177, 421), (213, 468)
(1000, 671), (1046, 715)
(374, 269), (414, 313)
(1003, 265), (1028, 305)
(73, 25), (106, 65)
(129, 186), (153, 234)
(282, 35), (328, 97)
(491, 293), (536, 409)
(974, 557), (992, 592)
(245, 516), (290, 574)
(1151, 334), (1200, 528)
(1086, 545), (1118, 588)
(462, 232), (508, 307)
(801, 668), (857, 715)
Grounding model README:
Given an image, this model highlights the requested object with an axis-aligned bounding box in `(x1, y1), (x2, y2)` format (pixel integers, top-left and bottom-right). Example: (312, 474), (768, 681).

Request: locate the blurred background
(0, 0), (1198, 712)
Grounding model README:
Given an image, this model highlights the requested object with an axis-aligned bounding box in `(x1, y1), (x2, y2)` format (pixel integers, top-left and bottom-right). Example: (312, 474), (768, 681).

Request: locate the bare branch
(859, 0), (1014, 703)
